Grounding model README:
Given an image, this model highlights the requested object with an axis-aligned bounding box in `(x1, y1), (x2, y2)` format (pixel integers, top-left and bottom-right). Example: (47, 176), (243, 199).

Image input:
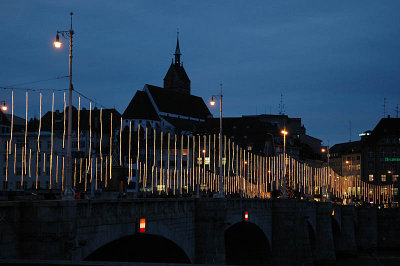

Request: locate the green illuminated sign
(385, 157), (400, 162)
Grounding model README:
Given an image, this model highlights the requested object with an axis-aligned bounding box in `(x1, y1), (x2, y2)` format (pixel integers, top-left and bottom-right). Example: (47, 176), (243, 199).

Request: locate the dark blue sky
(1, 0), (400, 145)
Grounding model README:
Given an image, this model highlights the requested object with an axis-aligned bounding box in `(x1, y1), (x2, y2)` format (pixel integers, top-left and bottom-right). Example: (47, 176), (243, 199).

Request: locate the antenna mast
(349, 120), (352, 142)
(279, 93), (285, 115)
(383, 98), (387, 117)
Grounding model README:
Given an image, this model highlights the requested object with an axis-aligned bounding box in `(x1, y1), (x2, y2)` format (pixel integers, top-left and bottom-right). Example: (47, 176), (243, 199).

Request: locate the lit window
(381, 175), (386, 182)
(369, 174), (374, 182)
(393, 175), (398, 182)
(394, 188), (399, 196)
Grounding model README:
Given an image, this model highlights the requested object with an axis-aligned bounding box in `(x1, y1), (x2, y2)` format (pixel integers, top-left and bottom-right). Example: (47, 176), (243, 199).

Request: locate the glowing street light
(1, 101), (7, 112)
(54, 33), (62, 48)
(210, 97), (216, 106)
(53, 12), (75, 200)
(281, 129), (288, 198)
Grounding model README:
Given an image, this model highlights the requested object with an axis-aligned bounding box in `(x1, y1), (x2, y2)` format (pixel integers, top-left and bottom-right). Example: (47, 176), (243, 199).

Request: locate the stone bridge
(0, 199), (377, 265)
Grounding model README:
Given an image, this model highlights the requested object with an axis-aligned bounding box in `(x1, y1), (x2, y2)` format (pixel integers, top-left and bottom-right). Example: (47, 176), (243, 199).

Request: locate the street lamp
(1, 101), (7, 112)
(281, 129), (288, 198)
(321, 146), (331, 202)
(54, 33), (62, 48)
(210, 84), (224, 198)
(54, 12), (75, 200)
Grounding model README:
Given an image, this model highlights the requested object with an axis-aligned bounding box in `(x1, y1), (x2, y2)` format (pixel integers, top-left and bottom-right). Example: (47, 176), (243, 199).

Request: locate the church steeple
(174, 31), (181, 66)
(164, 31), (191, 94)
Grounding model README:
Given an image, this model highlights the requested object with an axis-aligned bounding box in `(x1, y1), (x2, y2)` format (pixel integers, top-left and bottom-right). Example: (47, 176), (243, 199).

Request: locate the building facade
(360, 116), (400, 197)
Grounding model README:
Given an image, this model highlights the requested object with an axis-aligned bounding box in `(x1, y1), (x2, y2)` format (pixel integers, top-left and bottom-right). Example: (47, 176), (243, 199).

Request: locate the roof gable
(146, 84), (211, 120)
(123, 91), (160, 121)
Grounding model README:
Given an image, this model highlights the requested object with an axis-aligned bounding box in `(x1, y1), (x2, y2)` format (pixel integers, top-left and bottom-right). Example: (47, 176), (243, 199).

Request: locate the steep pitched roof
(361, 117), (400, 143)
(162, 115), (204, 132)
(0, 110), (25, 132)
(34, 107), (121, 133)
(372, 117), (400, 137)
(146, 84), (211, 120)
(4, 114), (26, 127)
(165, 63), (189, 82)
(330, 141), (361, 154)
(163, 63), (191, 94)
(122, 91), (160, 121)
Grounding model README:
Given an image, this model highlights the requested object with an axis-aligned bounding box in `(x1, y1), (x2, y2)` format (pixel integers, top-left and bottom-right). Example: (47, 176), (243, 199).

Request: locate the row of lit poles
(2, 12), (296, 200)
(55, 13), (228, 199)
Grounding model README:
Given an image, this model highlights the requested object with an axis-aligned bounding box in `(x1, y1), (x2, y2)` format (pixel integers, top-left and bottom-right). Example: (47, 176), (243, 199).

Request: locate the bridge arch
(224, 221), (271, 265)
(84, 233), (191, 264)
(79, 220), (193, 263)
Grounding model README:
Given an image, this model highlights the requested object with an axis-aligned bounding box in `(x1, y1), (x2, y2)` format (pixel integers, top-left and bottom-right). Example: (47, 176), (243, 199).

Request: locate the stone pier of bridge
(0, 198), (378, 265)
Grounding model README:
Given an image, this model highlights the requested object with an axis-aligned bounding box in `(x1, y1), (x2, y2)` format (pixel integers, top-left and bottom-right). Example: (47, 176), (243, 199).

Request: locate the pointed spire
(174, 29), (181, 66)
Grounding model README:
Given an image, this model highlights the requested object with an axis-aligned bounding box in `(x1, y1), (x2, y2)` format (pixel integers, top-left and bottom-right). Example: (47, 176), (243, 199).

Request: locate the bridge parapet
(0, 199), (368, 265)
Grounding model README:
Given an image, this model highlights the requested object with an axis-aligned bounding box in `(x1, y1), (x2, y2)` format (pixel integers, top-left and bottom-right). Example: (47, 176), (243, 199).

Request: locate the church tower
(163, 32), (191, 94)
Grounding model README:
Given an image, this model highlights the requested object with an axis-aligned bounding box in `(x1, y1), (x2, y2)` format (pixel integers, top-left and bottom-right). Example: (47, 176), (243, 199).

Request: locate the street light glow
(1, 102), (7, 111)
(321, 148), (326, 153)
(281, 129), (288, 136)
(210, 97), (215, 106)
(54, 33), (62, 48)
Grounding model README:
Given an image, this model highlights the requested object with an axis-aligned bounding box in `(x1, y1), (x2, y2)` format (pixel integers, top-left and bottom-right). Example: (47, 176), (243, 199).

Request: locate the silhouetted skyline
(1, 0), (400, 145)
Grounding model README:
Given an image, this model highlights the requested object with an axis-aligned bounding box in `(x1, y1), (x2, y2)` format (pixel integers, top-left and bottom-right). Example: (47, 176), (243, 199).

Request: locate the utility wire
(0, 86), (68, 92)
(1, 75), (68, 88)
(1, 85), (113, 110)
(73, 89), (111, 109)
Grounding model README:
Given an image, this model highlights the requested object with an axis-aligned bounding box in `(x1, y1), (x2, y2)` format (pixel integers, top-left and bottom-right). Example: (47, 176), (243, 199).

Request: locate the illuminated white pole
(54, 12), (75, 199)
(281, 129), (288, 198)
(210, 84), (224, 198)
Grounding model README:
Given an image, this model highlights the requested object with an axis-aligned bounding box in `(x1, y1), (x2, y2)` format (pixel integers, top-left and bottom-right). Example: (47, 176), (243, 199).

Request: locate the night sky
(1, 1), (400, 146)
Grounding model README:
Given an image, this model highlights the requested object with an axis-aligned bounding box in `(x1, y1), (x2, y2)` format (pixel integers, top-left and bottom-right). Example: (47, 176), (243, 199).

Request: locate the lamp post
(281, 129), (288, 198)
(54, 12), (75, 199)
(321, 146), (331, 202)
(210, 84), (224, 198)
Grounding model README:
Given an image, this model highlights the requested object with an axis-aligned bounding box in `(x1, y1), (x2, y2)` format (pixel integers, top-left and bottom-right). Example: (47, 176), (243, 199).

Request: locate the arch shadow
(224, 221), (271, 265)
(84, 233), (191, 264)
(307, 220), (316, 259)
(331, 216), (341, 253)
